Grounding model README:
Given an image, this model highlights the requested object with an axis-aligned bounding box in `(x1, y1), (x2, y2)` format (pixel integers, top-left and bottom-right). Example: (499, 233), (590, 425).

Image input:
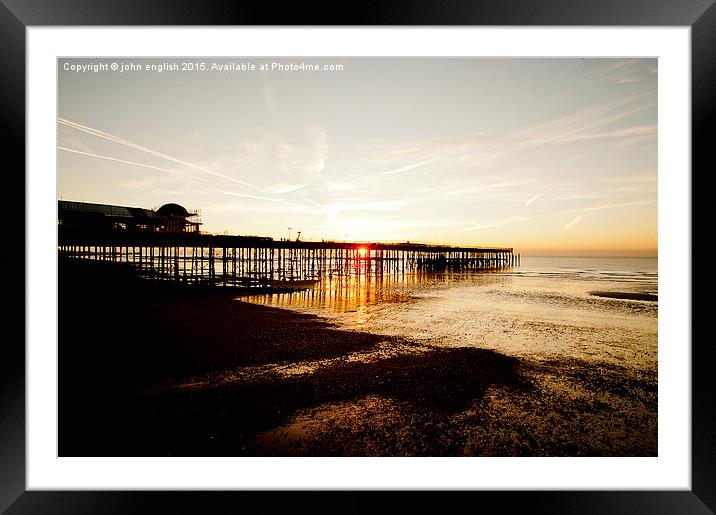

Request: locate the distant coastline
(519, 250), (657, 258)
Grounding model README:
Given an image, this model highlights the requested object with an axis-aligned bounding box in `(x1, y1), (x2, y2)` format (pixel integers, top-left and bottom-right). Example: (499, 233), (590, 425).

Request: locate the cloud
(455, 199), (652, 234)
(586, 59), (656, 85)
(524, 194), (541, 207)
(564, 214), (585, 231)
(285, 89), (653, 227)
(188, 126), (328, 192)
(601, 173), (657, 184)
(58, 117), (258, 189)
(58, 125), (94, 153)
(120, 175), (184, 191)
(335, 90), (656, 189)
(236, 137), (265, 155)
(277, 122), (328, 179)
(58, 146), (179, 175)
(322, 181), (357, 192)
(442, 178), (538, 199)
(219, 190), (313, 210)
(457, 215), (533, 233)
(557, 125), (657, 144)
(260, 72), (278, 113)
(505, 92), (654, 149)
(325, 200), (409, 213)
(263, 182), (307, 194)
(557, 199), (655, 217)
(380, 158), (436, 176)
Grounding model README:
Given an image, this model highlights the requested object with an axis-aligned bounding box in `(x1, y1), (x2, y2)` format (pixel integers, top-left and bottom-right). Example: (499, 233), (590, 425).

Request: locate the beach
(59, 258), (656, 457)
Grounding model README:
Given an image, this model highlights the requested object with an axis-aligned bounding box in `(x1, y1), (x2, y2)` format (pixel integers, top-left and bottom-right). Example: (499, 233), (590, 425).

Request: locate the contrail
(58, 146), (181, 175)
(524, 194), (541, 207)
(220, 190), (314, 210)
(58, 117), (258, 189)
(564, 214), (585, 231)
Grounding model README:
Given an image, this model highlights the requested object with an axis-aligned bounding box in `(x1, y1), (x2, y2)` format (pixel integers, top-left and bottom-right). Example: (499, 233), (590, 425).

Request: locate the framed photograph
(3, 0), (714, 513)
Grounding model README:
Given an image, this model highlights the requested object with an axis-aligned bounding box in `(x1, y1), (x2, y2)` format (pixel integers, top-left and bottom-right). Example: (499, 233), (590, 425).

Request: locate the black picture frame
(2, 1), (714, 513)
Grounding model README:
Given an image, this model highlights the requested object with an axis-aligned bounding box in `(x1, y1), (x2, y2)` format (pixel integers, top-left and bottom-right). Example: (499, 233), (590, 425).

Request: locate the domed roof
(156, 203), (191, 217)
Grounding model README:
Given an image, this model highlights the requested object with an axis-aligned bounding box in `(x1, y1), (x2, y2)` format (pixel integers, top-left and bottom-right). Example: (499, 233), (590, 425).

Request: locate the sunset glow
(58, 57), (657, 255)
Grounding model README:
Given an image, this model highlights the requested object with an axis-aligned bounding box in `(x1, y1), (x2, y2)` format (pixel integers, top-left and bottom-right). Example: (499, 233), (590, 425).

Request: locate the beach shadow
(59, 258), (386, 386)
(121, 346), (527, 456)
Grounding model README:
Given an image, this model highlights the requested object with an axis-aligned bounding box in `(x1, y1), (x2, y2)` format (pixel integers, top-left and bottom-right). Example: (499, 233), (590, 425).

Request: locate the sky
(58, 57), (657, 255)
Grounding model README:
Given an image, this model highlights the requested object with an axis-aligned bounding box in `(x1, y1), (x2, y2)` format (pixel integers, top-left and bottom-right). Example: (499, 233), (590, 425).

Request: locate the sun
(357, 247), (368, 258)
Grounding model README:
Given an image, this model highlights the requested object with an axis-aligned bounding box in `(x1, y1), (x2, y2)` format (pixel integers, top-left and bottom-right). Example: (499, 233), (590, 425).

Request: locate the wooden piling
(58, 232), (517, 287)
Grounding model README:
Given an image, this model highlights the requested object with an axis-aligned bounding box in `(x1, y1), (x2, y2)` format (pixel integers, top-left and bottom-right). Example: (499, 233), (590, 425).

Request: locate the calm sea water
(240, 256), (658, 371)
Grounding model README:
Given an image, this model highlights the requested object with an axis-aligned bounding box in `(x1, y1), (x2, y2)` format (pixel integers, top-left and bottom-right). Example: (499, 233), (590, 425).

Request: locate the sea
(240, 256), (658, 372)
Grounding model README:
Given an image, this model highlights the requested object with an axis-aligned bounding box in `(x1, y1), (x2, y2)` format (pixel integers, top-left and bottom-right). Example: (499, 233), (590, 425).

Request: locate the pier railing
(58, 229), (518, 287)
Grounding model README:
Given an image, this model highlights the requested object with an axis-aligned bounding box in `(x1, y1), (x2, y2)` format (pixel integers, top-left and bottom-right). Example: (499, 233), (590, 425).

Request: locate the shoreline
(58, 259), (657, 457)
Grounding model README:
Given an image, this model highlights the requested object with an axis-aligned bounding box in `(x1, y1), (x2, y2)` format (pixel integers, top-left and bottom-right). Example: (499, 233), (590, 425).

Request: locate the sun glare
(357, 247), (368, 258)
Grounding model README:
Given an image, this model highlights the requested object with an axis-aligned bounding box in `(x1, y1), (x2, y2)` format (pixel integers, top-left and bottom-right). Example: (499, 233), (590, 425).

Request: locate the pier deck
(58, 230), (518, 287)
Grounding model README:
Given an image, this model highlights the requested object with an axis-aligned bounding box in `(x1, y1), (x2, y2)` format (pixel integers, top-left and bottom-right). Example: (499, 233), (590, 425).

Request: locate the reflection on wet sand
(239, 259), (658, 371)
(240, 269), (506, 313)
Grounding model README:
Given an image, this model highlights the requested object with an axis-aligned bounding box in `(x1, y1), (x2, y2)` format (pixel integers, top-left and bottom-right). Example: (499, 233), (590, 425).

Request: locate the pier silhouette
(58, 200), (519, 288)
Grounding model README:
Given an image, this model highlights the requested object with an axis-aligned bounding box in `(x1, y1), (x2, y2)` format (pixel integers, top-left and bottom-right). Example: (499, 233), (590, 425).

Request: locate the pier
(58, 230), (519, 288)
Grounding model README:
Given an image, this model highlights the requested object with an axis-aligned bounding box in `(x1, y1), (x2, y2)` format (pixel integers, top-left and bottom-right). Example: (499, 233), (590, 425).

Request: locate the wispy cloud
(557, 200), (655, 217)
(455, 198), (654, 235)
(120, 177), (171, 191)
(263, 182), (307, 194)
(332, 90), (656, 190)
(58, 125), (94, 154)
(321, 199), (411, 223)
(524, 194), (541, 207)
(219, 190), (313, 210)
(601, 173), (657, 184)
(564, 214), (585, 231)
(586, 59), (656, 85)
(277, 122), (329, 179)
(323, 200), (410, 213)
(442, 178), (537, 197)
(58, 117), (258, 189)
(322, 181), (358, 193)
(457, 215), (533, 233)
(504, 92), (654, 150)
(557, 125), (656, 144)
(58, 146), (179, 175)
(380, 159), (436, 176)
(260, 72), (278, 113)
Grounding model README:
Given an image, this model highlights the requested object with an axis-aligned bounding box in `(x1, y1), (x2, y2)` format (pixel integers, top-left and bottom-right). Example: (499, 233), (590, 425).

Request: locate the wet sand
(59, 259), (657, 457)
(589, 290), (658, 302)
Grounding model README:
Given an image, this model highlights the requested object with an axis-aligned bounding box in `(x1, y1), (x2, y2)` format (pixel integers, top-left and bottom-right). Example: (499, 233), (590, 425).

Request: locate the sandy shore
(59, 259), (657, 457)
